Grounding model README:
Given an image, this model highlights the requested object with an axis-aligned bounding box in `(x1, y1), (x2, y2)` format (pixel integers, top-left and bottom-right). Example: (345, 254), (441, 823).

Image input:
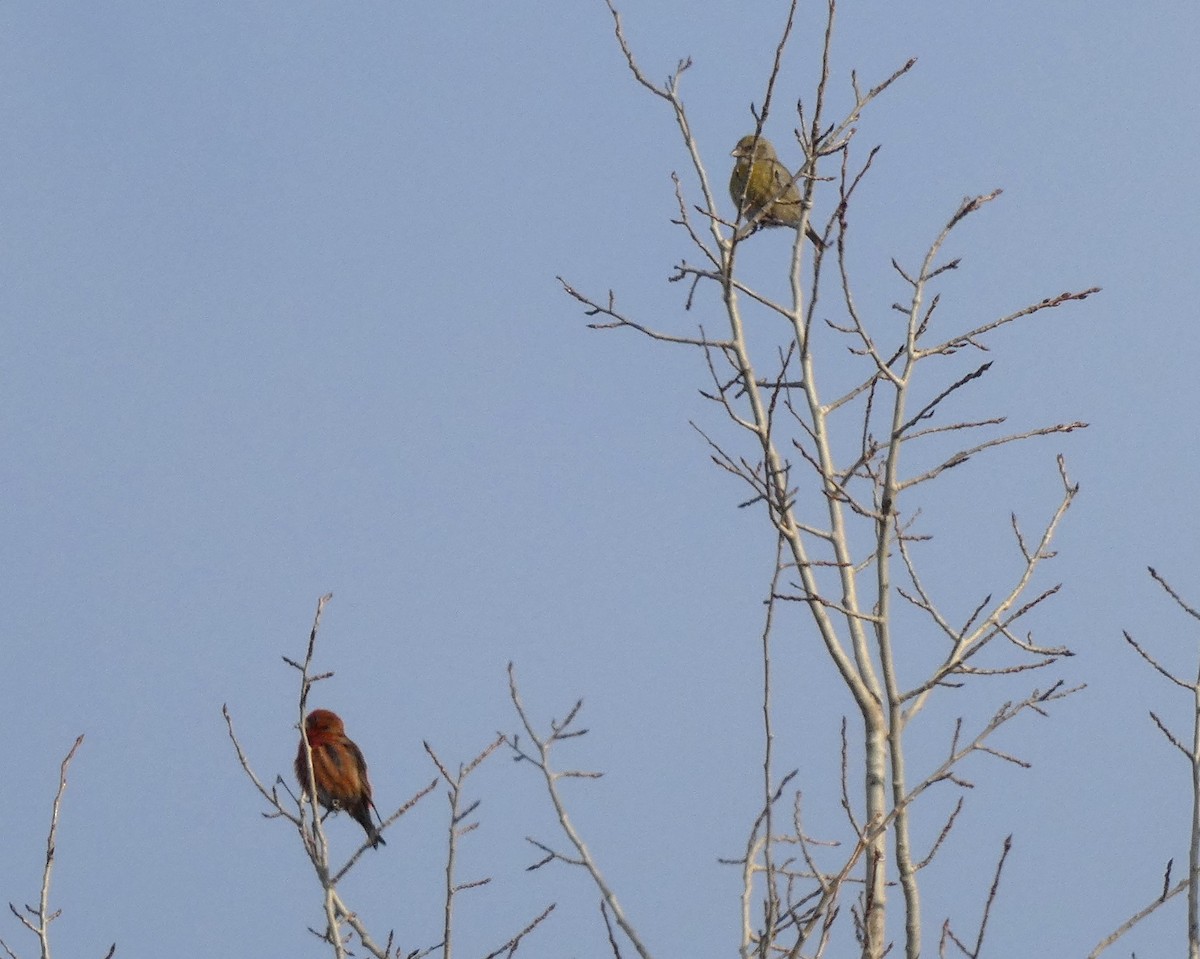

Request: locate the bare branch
(1087, 871), (1188, 958)
(1149, 566), (1200, 623)
(1123, 630), (1192, 690)
(913, 797), (963, 871)
(898, 423), (1087, 492)
(507, 664), (654, 959)
(940, 835), (1012, 958)
(560, 278), (731, 347)
(1148, 711), (1190, 758)
(480, 903), (557, 959)
(922, 287), (1101, 358)
(423, 736), (505, 959)
(1, 736), (96, 959)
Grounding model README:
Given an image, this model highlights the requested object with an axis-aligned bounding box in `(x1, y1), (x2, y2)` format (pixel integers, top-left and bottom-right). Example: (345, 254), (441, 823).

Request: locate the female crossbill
(729, 134), (824, 247)
(295, 709), (386, 848)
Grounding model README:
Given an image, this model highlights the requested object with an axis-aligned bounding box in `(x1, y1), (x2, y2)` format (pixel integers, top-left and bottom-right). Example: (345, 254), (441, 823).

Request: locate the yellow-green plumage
(729, 134), (823, 247)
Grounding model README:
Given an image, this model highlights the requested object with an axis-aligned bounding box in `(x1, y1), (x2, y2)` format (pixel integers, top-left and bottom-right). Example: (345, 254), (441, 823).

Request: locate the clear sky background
(2, 2), (1197, 956)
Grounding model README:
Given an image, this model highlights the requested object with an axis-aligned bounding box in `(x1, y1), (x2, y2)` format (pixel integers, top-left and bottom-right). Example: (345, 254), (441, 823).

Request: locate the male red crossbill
(295, 709), (386, 848)
(729, 134), (824, 247)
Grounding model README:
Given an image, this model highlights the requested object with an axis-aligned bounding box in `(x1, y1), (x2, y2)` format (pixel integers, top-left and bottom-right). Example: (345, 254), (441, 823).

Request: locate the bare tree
(1095, 567), (1200, 958)
(513, 1), (1099, 957)
(0, 736), (115, 959)
(225, 594), (553, 959)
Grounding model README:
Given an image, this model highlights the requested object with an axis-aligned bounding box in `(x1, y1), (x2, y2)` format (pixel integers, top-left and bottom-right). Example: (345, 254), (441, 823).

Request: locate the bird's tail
(354, 804), (387, 848)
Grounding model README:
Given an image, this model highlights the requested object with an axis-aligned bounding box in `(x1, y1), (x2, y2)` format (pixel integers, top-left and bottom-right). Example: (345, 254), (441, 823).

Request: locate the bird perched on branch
(295, 709), (386, 848)
(729, 134), (824, 247)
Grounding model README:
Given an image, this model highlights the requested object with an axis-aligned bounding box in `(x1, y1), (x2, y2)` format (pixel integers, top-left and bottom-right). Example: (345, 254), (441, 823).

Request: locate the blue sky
(2, 2), (1197, 956)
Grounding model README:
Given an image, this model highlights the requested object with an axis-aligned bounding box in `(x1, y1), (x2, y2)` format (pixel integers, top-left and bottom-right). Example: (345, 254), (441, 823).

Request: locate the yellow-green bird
(729, 134), (824, 247)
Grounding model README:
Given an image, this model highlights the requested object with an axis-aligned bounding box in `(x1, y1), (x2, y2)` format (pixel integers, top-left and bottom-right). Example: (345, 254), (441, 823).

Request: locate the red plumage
(295, 709), (386, 848)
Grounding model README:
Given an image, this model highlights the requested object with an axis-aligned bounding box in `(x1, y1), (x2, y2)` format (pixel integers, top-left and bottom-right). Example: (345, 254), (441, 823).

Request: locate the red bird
(295, 709), (386, 848)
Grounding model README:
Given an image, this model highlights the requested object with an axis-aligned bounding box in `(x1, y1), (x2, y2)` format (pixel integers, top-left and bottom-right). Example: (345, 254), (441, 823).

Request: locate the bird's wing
(770, 158), (801, 204)
(346, 738), (373, 797)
